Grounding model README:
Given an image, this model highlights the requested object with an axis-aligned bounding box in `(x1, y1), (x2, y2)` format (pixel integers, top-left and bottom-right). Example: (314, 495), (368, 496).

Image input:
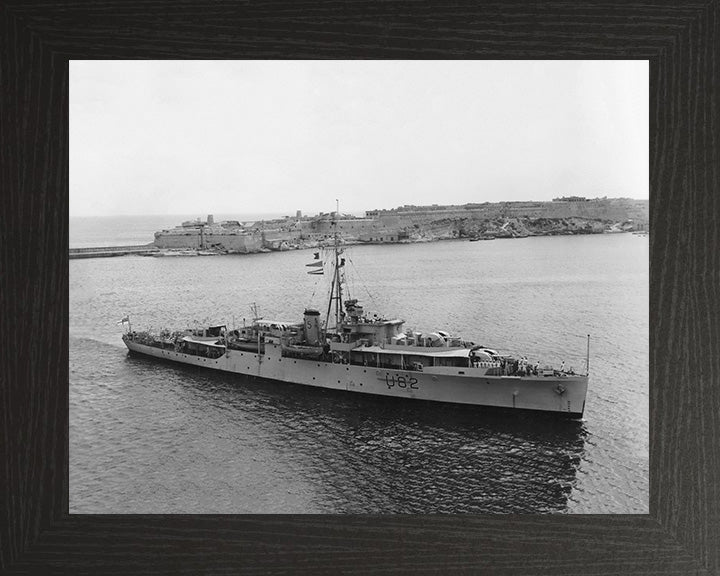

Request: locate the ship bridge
(338, 317), (404, 346)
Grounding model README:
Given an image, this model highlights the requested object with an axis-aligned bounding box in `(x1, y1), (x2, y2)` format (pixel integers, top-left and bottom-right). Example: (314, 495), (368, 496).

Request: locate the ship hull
(124, 339), (588, 418)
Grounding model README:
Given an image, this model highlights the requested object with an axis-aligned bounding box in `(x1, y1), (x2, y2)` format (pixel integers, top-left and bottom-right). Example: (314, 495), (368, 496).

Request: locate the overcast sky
(70, 60), (648, 217)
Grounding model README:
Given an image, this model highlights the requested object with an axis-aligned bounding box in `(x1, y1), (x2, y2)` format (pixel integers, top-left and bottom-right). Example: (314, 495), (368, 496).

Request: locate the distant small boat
(153, 249), (220, 257)
(469, 235), (496, 242)
(153, 250), (199, 257)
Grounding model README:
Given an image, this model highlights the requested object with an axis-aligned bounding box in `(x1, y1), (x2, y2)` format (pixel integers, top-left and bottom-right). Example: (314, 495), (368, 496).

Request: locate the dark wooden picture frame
(2, 1), (718, 574)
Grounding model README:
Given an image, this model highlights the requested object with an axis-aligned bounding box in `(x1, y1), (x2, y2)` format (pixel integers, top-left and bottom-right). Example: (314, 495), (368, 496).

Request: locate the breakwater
(69, 244), (158, 259)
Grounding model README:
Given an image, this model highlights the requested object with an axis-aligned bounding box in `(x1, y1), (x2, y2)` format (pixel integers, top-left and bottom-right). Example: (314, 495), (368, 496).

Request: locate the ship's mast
(324, 200), (344, 334)
(586, 334), (591, 375)
(334, 200), (343, 329)
(251, 302), (262, 323)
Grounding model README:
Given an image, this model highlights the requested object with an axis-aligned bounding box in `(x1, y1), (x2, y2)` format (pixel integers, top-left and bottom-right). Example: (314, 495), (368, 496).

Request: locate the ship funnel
(303, 309), (322, 346)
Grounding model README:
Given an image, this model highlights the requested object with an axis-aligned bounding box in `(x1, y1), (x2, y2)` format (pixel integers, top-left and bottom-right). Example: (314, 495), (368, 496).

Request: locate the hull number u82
(384, 373), (419, 390)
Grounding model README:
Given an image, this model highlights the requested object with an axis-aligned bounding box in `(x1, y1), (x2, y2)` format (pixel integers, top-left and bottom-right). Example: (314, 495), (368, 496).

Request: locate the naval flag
(117, 316), (129, 325)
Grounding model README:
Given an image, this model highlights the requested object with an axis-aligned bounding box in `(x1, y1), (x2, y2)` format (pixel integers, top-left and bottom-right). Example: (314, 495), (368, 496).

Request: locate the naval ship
(122, 218), (589, 418)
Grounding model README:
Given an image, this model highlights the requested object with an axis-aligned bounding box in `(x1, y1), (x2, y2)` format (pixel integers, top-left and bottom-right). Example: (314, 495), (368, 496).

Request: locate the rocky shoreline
(150, 216), (639, 257)
(456, 215), (628, 239)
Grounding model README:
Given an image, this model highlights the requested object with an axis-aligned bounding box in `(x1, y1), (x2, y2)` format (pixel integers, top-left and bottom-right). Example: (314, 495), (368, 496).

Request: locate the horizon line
(70, 196), (650, 219)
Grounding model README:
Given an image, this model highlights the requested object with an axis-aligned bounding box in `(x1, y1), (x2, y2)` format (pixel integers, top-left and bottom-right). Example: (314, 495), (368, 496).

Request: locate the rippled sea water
(70, 222), (648, 513)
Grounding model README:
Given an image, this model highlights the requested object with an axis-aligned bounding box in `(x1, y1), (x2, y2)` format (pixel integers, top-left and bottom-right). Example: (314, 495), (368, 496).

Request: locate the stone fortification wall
(371, 198), (648, 227)
(358, 228), (406, 243)
(154, 229), (262, 253)
(300, 218), (378, 238)
(261, 230), (299, 250)
(262, 230), (297, 242)
(154, 230), (202, 249)
(209, 233), (263, 253)
(288, 218), (406, 243)
(505, 198), (648, 222)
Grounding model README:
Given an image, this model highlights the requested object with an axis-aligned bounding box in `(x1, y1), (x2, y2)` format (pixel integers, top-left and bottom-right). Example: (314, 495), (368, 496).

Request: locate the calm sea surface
(70, 217), (649, 513)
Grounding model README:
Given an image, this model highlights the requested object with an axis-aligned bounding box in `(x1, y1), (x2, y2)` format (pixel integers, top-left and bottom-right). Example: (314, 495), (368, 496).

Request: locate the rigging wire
(305, 266), (325, 310)
(346, 254), (383, 316)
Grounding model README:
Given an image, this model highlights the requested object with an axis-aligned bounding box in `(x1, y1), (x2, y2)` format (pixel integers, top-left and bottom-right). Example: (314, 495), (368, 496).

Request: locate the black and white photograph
(69, 60), (648, 514)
